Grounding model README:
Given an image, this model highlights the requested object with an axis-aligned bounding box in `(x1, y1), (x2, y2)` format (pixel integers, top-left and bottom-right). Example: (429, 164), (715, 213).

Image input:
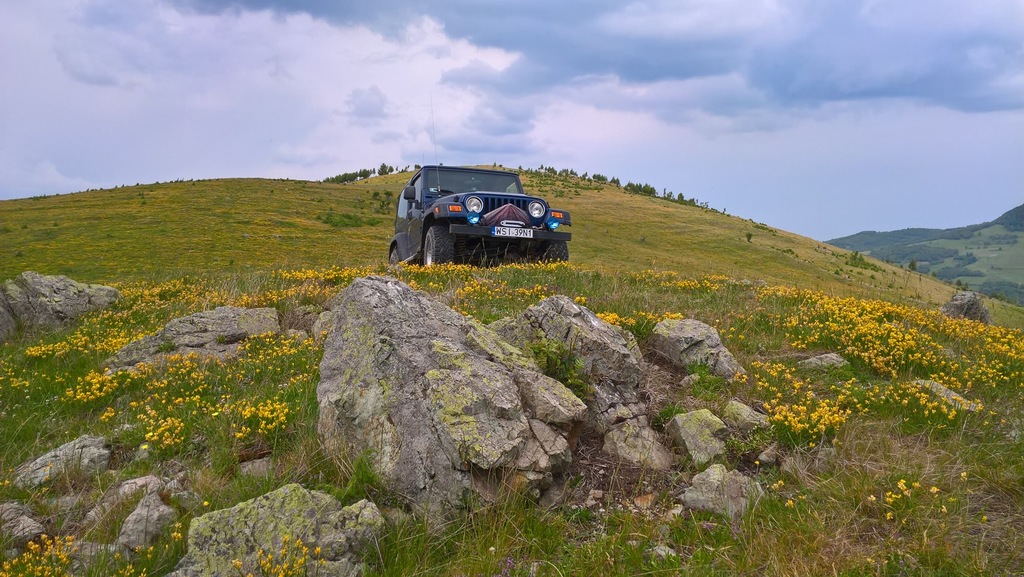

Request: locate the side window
(396, 175), (419, 219)
(414, 174), (424, 201)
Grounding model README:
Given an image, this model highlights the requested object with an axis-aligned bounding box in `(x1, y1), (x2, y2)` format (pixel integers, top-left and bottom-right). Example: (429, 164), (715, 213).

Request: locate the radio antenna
(429, 92), (439, 165)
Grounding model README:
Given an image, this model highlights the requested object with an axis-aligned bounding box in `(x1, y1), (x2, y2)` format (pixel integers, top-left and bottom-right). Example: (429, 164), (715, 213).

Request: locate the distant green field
(829, 206), (1024, 307)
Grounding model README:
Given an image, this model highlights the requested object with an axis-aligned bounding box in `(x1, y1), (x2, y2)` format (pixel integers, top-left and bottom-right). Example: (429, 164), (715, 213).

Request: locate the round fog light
(468, 212), (481, 225)
(546, 218), (560, 230)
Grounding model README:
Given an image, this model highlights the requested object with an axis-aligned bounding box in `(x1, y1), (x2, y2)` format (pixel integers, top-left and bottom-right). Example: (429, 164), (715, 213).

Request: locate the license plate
(493, 226), (534, 238)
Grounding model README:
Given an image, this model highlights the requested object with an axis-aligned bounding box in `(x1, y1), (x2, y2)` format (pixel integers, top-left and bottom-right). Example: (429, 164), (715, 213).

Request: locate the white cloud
(2, 0), (1021, 241)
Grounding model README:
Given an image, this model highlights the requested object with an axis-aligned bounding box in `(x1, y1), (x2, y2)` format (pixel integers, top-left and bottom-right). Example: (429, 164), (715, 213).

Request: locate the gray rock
(781, 447), (837, 481)
(105, 306), (280, 370)
(914, 380), (982, 412)
(84, 475), (165, 526)
(682, 464), (763, 523)
(650, 319), (746, 379)
(0, 272), (119, 336)
(648, 543), (678, 560)
(117, 492), (177, 550)
(666, 409), (728, 467)
(940, 291), (992, 324)
(239, 457), (273, 478)
(602, 419), (675, 471)
(14, 435), (110, 489)
(495, 295), (671, 467)
(515, 420), (573, 473)
(0, 298), (16, 343)
(797, 353), (849, 370)
(0, 502), (45, 548)
(313, 310), (338, 340)
(756, 445), (780, 467)
(721, 400), (769, 433)
(169, 484), (383, 577)
(495, 295), (645, 432)
(69, 542), (123, 575)
(516, 370), (588, 426)
(317, 277), (584, 514)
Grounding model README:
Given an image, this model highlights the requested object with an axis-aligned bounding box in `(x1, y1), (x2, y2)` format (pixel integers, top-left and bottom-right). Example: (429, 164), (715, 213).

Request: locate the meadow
(5, 169), (1021, 327)
(2, 259), (1023, 576)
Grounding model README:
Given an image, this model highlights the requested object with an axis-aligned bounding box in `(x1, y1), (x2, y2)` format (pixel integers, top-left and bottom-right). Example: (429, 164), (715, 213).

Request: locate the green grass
(1, 262), (1022, 575)
(5, 170), (1019, 326)
(2, 170), (1024, 576)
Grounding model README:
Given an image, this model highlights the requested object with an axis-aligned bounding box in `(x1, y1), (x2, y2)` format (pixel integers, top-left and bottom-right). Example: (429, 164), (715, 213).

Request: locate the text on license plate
(493, 226), (534, 238)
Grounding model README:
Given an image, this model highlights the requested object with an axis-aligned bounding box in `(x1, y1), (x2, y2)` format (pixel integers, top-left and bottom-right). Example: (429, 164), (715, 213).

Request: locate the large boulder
(169, 484), (383, 577)
(0, 272), (119, 341)
(14, 435), (111, 489)
(104, 306), (280, 370)
(317, 277), (586, 514)
(495, 296), (673, 470)
(940, 291), (992, 324)
(649, 319), (745, 379)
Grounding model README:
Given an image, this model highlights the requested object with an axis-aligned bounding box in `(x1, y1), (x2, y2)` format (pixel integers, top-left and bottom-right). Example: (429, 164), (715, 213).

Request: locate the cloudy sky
(2, 0), (1021, 240)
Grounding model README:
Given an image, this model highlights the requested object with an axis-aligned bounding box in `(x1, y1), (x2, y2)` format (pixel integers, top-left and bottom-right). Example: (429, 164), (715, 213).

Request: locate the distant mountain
(828, 204), (1024, 305)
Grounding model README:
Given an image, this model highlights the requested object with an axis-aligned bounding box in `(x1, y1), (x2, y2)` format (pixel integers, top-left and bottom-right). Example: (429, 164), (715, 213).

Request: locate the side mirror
(402, 185), (416, 200)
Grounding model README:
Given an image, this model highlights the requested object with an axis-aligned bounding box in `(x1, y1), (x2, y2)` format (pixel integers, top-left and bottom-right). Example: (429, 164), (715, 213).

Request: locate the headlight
(466, 196), (483, 213)
(528, 201), (545, 218)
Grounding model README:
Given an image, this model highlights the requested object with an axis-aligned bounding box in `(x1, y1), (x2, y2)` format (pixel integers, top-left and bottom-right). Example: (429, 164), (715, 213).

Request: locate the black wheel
(388, 244), (401, 265)
(542, 240), (569, 262)
(423, 224), (455, 266)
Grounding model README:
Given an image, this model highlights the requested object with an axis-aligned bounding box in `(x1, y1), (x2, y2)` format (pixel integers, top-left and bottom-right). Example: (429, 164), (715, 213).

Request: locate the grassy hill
(829, 203), (1024, 306)
(2, 168), (1020, 326)
(2, 169), (1024, 576)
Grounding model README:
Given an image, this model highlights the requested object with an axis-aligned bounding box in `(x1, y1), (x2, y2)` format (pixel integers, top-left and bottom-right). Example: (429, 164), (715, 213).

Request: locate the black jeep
(389, 166), (572, 265)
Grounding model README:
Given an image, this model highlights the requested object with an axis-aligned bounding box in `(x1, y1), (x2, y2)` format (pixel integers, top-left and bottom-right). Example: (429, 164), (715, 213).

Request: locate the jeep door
(395, 172), (427, 259)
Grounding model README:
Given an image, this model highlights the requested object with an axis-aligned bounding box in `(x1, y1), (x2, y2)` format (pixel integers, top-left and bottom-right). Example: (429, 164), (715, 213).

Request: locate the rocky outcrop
(0, 272), (119, 342)
(495, 295), (673, 470)
(84, 475), (165, 527)
(682, 464), (763, 523)
(649, 319), (745, 379)
(666, 409), (727, 467)
(318, 277), (587, 514)
(940, 291), (992, 324)
(104, 306), (280, 370)
(169, 484), (383, 577)
(14, 435), (111, 489)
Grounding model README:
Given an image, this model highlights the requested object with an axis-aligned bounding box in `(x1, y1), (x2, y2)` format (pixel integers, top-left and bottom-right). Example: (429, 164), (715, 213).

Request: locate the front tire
(542, 240), (569, 262)
(423, 224), (455, 266)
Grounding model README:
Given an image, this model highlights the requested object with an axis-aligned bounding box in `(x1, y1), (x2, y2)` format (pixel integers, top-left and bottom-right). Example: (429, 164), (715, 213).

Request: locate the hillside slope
(1, 169), (1021, 326)
(829, 203), (1024, 305)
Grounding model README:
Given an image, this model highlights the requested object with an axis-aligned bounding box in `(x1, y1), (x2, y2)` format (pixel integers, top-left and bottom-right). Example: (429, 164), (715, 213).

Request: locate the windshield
(425, 168), (522, 196)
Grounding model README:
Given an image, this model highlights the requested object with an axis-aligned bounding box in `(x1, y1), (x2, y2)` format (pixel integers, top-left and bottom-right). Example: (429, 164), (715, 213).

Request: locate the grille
(481, 196), (531, 214)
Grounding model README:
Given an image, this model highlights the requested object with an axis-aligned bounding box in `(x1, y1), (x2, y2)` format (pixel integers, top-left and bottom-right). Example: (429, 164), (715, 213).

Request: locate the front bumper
(449, 224), (571, 242)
